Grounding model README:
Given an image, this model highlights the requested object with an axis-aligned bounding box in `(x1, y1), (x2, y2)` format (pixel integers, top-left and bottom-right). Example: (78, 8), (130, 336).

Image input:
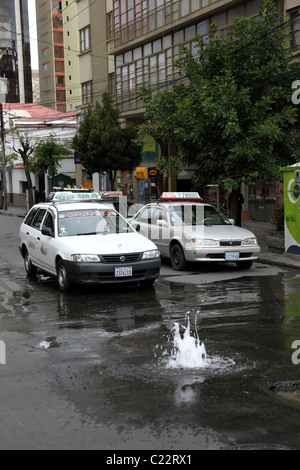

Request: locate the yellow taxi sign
(136, 167), (148, 179)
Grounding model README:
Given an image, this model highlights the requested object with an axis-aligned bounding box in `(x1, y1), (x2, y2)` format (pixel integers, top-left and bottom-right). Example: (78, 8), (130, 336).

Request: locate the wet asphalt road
(1, 214), (300, 450)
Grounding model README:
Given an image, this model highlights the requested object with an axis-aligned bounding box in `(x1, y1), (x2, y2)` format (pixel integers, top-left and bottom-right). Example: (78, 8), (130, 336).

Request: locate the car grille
(220, 241), (241, 246)
(100, 253), (142, 263)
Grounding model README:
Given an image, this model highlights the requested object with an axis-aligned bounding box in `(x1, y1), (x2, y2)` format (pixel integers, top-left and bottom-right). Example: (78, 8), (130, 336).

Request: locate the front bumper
(63, 258), (161, 285)
(184, 245), (261, 262)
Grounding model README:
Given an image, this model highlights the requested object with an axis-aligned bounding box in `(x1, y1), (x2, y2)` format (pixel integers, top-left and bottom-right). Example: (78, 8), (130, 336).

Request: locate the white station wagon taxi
(129, 192), (260, 271)
(18, 192), (161, 291)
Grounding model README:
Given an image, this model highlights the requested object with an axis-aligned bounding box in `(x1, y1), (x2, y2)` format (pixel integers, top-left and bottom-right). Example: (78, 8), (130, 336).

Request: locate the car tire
(24, 249), (37, 277)
(170, 244), (188, 271)
(236, 260), (253, 270)
(57, 260), (71, 292)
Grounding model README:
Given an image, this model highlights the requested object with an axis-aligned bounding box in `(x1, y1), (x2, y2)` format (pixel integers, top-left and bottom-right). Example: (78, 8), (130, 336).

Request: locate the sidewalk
(243, 219), (300, 270)
(1, 205), (300, 270)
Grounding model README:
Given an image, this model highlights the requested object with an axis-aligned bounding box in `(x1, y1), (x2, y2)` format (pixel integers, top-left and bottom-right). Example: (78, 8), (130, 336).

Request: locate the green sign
(281, 165), (300, 255)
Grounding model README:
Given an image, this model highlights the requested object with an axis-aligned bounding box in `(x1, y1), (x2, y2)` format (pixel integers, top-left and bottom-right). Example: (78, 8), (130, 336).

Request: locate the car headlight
(190, 238), (219, 246)
(242, 237), (258, 246)
(71, 254), (101, 262)
(142, 249), (160, 260)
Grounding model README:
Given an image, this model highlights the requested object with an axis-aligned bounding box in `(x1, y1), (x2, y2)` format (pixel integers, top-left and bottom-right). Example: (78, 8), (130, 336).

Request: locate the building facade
(0, 0), (33, 103)
(36, 0), (67, 111)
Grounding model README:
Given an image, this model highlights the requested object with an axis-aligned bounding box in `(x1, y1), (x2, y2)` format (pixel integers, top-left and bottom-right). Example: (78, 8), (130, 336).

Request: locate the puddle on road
(3, 266), (300, 445)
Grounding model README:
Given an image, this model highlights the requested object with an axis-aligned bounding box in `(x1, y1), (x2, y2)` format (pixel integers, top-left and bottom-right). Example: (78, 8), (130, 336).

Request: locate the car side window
(154, 208), (168, 224)
(31, 209), (47, 230)
(43, 212), (55, 235)
(24, 207), (39, 226)
(138, 207), (156, 224)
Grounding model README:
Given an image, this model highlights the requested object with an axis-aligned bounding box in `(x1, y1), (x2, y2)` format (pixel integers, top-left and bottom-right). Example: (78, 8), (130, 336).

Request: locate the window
(43, 213), (55, 235)
(32, 209), (47, 230)
(24, 207), (39, 226)
(82, 81), (92, 104)
(290, 11), (299, 50)
(80, 26), (90, 52)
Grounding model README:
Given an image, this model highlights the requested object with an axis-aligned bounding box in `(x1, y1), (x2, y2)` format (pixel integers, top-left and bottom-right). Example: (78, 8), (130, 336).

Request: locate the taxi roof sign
(160, 192), (203, 202)
(52, 192), (102, 202)
(100, 191), (123, 198)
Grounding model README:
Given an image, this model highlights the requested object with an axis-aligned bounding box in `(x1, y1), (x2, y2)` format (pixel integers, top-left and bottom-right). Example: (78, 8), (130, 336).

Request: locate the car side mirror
(229, 219), (235, 225)
(135, 224), (141, 232)
(42, 227), (54, 237)
(156, 219), (168, 227)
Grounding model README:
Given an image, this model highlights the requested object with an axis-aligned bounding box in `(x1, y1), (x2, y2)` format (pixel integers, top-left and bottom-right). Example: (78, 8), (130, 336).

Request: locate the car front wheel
(170, 244), (188, 271)
(57, 260), (71, 292)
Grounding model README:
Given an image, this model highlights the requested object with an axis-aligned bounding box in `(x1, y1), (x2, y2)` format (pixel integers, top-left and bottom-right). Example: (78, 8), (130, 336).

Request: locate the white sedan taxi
(129, 192), (260, 271)
(18, 192), (161, 291)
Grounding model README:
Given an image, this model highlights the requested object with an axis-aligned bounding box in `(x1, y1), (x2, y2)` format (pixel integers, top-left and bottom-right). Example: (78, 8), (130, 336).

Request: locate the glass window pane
(163, 35), (172, 48)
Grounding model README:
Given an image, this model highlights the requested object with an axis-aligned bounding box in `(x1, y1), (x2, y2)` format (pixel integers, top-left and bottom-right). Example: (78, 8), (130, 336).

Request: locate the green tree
(73, 92), (142, 189)
(33, 134), (70, 191)
(140, 0), (300, 221)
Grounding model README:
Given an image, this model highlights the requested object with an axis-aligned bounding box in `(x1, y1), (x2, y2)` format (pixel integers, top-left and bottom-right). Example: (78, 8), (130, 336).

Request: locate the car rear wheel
(236, 260), (253, 270)
(170, 244), (188, 271)
(24, 249), (37, 277)
(57, 260), (71, 292)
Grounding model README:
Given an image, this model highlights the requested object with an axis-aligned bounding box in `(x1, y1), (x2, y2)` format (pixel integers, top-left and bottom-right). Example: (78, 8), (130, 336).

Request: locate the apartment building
(62, 0), (81, 111)
(36, 0), (67, 111)
(0, 0), (33, 103)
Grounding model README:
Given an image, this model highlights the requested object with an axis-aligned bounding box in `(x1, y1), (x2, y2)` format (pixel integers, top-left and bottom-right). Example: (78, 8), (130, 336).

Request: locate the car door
(131, 205), (156, 240)
(26, 208), (47, 267)
(39, 211), (57, 275)
(150, 207), (170, 256)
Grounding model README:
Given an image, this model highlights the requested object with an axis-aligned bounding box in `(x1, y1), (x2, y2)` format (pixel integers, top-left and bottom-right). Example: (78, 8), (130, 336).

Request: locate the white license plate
(115, 266), (133, 277)
(225, 252), (240, 260)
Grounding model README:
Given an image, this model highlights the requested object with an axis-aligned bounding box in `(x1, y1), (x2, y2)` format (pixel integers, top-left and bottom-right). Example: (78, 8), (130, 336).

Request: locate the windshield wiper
(76, 232), (97, 236)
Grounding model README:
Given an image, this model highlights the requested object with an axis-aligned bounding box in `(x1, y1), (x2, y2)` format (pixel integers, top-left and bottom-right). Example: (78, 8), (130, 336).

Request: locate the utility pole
(0, 102), (7, 211)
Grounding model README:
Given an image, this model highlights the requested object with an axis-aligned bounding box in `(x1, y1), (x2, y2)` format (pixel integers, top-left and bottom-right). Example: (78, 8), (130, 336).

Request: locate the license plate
(115, 266), (133, 277)
(226, 252), (240, 260)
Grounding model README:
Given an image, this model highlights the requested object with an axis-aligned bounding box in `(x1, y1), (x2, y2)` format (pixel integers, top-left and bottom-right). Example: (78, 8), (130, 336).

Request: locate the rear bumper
(63, 258), (161, 285)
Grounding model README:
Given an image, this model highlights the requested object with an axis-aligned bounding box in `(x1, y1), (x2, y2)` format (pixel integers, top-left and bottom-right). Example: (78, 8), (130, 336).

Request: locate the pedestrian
(229, 188), (244, 227)
(33, 186), (40, 204)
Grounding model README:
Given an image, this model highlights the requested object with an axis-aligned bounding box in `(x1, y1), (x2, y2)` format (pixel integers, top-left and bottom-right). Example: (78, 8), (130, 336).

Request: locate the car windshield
(58, 209), (134, 237)
(170, 205), (232, 226)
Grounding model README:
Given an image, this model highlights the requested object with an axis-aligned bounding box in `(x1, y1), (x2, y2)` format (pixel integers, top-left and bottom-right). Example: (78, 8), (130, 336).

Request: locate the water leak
(165, 314), (207, 369)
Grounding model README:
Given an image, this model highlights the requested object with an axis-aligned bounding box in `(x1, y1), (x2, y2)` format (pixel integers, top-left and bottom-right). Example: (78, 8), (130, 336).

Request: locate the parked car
(18, 192), (161, 291)
(129, 192), (260, 271)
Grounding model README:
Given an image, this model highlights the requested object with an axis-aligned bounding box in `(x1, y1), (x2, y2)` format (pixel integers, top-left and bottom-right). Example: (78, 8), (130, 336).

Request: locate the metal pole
(0, 103), (7, 211)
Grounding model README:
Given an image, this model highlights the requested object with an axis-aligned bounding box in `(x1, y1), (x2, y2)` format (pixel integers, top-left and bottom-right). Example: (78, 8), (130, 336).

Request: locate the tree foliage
(33, 134), (70, 190)
(73, 92), (142, 189)
(139, 0), (300, 218)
